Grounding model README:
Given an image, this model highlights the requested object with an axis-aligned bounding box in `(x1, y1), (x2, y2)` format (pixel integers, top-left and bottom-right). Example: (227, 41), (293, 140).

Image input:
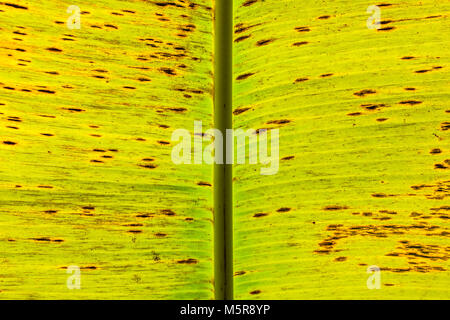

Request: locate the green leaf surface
(232, 0), (449, 299)
(0, 0), (214, 299)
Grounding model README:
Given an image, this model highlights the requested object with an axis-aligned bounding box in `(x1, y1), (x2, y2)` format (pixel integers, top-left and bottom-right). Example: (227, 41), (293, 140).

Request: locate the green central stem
(214, 0), (233, 300)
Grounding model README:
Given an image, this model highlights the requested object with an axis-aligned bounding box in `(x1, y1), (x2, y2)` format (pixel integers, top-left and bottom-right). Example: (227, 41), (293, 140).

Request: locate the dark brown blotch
(354, 89), (376, 97)
(294, 77), (309, 83)
(399, 100), (422, 105)
(430, 148), (442, 154)
(65, 108), (85, 112)
(334, 256), (347, 262)
(46, 47), (62, 52)
(253, 213), (268, 218)
(292, 41), (309, 46)
(234, 35), (251, 43)
(37, 89), (55, 94)
(233, 107), (251, 115)
(160, 67), (176, 76)
(236, 73), (255, 81)
(155, 232), (167, 237)
(323, 205), (349, 211)
(177, 258), (198, 264)
(295, 26), (310, 32)
(267, 119), (291, 125)
(161, 209), (175, 216)
(139, 164), (157, 169)
(242, 0), (258, 7)
(378, 26), (396, 31)
(5, 3), (28, 9)
(441, 122), (450, 131)
(256, 39), (275, 46)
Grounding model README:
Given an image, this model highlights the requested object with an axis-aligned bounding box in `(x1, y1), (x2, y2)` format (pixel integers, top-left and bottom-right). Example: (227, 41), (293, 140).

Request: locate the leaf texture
(0, 0), (214, 299)
(233, 0), (450, 299)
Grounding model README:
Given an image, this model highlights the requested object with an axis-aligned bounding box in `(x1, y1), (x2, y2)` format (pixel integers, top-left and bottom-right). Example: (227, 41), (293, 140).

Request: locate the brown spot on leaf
(398, 100), (422, 105)
(249, 290), (261, 295)
(256, 39), (275, 46)
(242, 0), (258, 6)
(378, 26), (395, 31)
(37, 89), (55, 94)
(128, 230), (142, 234)
(104, 24), (118, 29)
(4, 3), (28, 9)
(295, 26), (310, 32)
(441, 122), (450, 131)
(177, 258), (198, 264)
(415, 69), (430, 74)
(46, 47), (62, 52)
(323, 205), (349, 211)
(361, 103), (388, 111)
(167, 107), (187, 113)
(160, 67), (176, 76)
(334, 256), (347, 262)
(354, 89), (376, 97)
(234, 35), (251, 42)
(253, 213), (268, 218)
(161, 209), (175, 216)
(430, 149), (442, 154)
(233, 107), (251, 115)
(139, 164), (157, 169)
(136, 213), (153, 218)
(236, 73), (255, 81)
(292, 41), (309, 46)
(372, 193), (388, 198)
(65, 108), (85, 112)
(294, 77), (309, 83)
(155, 232), (167, 237)
(267, 119), (291, 125)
